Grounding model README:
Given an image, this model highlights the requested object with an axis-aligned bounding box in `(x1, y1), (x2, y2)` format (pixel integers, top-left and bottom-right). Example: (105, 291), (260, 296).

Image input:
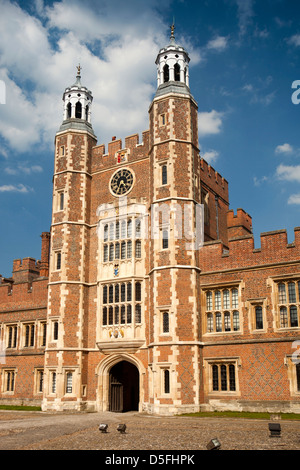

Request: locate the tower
(148, 25), (202, 413)
(42, 67), (97, 411)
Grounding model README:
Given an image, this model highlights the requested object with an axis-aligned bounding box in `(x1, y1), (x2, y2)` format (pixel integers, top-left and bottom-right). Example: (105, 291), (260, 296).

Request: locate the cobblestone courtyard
(0, 411), (299, 451)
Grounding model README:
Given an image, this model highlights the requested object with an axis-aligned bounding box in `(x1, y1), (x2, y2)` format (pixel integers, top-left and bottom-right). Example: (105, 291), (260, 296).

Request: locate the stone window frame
(2, 368), (17, 394)
(34, 368), (44, 395)
(22, 322), (36, 348)
(158, 363), (172, 397)
(270, 275), (300, 331)
(245, 298), (268, 333)
(204, 357), (241, 396)
(101, 280), (143, 328)
(202, 284), (242, 335)
(101, 216), (142, 264)
(285, 354), (300, 397)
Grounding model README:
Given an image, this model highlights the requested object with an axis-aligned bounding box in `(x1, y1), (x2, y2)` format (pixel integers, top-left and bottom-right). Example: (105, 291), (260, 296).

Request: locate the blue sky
(0, 0), (299, 277)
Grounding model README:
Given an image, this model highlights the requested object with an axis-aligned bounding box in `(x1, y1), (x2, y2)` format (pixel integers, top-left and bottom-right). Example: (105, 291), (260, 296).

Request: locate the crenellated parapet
(200, 158), (229, 201)
(201, 226), (300, 272)
(91, 131), (150, 172)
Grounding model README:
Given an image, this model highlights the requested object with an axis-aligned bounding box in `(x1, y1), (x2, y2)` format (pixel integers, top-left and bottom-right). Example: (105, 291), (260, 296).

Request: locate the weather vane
(170, 17), (175, 38)
(76, 64), (81, 76)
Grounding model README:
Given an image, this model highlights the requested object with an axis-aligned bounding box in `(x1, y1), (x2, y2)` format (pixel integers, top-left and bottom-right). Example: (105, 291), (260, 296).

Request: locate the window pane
(216, 312), (222, 332)
(127, 283), (132, 301)
(290, 306), (298, 327)
(115, 222), (120, 240)
(135, 304), (141, 323)
(163, 312), (169, 333)
(109, 285), (114, 303)
(224, 312), (231, 331)
(109, 244), (114, 261)
(103, 307), (107, 325)
(127, 304), (132, 323)
(127, 240), (132, 258)
(109, 223), (114, 240)
(115, 284), (119, 303)
(103, 244), (108, 262)
(223, 290), (230, 309)
(115, 242), (120, 259)
(127, 219), (132, 238)
(162, 165), (167, 185)
(221, 365), (227, 391)
(280, 306), (288, 328)
(121, 306), (126, 324)
(135, 240), (141, 258)
(121, 241), (126, 259)
(233, 311), (239, 331)
(278, 283), (286, 303)
(229, 365), (236, 391)
(109, 307), (113, 325)
(207, 313), (213, 332)
(135, 282), (141, 301)
(121, 221), (126, 238)
(66, 372), (72, 393)
(215, 291), (221, 309)
(135, 219), (141, 238)
(115, 306), (119, 324)
(255, 306), (263, 329)
(162, 230), (168, 249)
(232, 289), (238, 308)
(164, 369), (170, 393)
(103, 285), (107, 304)
(212, 365), (218, 391)
(297, 364), (300, 392)
(288, 283), (296, 303)
(103, 224), (108, 242)
(121, 284), (126, 302)
(206, 292), (212, 311)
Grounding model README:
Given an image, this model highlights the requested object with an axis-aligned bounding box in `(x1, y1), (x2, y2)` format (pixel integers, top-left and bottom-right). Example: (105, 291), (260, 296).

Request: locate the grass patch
(0, 405), (41, 411)
(181, 410), (300, 420)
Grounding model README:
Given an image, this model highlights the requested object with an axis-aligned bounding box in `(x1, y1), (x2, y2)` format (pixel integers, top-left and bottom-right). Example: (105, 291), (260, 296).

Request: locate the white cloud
(288, 194), (300, 205)
(253, 175), (268, 186)
(235, 0), (254, 36)
(0, 184), (32, 193)
(5, 164), (43, 175)
(0, 0), (203, 154)
(288, 34), (300, 47)
(206, 36), (228, 52)
(198, 110), (224, 137)
(275, 143), (294, 154)
(276, 164), (300, 182)
(201, 149), (219, 164)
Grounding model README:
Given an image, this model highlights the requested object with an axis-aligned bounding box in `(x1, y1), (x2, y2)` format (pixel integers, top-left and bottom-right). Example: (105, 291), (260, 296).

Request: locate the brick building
(0, 29), (300, 414)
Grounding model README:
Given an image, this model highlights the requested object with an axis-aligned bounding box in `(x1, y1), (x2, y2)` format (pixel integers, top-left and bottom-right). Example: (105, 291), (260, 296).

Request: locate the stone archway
(109, 361), (139, 412)
(96, 354), (145, 412)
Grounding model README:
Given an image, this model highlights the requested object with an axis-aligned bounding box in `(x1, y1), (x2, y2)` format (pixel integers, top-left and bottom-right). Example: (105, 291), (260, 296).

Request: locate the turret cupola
(59, 65), (95, 136)
(155, 24), (191, 98)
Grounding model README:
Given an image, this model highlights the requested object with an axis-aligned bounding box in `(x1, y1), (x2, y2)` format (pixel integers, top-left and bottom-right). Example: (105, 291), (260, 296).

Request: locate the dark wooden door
(109, 375), (123, 412)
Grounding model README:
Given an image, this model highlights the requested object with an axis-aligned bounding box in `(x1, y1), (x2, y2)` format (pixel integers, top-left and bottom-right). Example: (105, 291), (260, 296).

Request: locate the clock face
(110, 168), (134, 196)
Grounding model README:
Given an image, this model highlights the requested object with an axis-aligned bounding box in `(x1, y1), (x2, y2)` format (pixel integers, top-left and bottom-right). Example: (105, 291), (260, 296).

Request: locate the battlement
(12, 257), (41, 284)
(92, 130), (150, 171)
(201, 227), (300, 272)
(227, 208), (252, 238)
(0, 274), (48, 307)
(200, 158), (229, 200)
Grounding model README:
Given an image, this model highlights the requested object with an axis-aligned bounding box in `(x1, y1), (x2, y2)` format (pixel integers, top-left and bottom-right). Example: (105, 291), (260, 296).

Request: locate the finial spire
(76, 64), (81, 77)
(170, 21), (175, 40)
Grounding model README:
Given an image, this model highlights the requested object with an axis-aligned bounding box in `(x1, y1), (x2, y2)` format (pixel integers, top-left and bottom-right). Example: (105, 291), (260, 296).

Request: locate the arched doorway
(109, 361), (139, 412)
